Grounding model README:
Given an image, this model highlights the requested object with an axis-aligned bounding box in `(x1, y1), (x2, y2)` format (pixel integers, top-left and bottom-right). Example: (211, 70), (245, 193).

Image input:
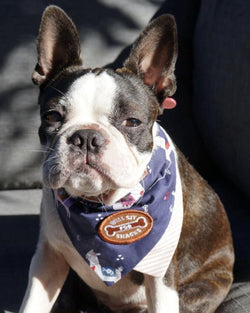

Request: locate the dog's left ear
(124, 15), (177, 108)
(32, 6), (82, 87)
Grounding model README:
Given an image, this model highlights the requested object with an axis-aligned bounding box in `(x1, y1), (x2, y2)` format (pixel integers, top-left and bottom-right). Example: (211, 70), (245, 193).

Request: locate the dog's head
(33, 6), (177, 205)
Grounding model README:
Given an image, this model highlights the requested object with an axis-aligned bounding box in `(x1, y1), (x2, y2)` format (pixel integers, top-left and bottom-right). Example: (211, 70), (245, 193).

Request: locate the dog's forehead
(63, 71), (117, 121)
(40, 68), (157, 130)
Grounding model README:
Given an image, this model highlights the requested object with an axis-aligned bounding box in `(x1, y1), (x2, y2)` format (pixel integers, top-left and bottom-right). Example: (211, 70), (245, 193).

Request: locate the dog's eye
(123, 118), (142, 127)
(44, 111), (62, 123)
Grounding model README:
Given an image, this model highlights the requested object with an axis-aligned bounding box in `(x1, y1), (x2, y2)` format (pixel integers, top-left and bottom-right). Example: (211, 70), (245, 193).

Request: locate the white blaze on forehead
(65, 71), (117, 124)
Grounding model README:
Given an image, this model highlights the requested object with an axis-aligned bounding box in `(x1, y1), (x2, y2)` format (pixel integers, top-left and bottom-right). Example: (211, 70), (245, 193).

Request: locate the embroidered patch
(98, 210), (153, 245)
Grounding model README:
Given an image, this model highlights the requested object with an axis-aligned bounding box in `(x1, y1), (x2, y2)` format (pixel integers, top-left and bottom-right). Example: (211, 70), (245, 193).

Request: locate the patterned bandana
(54, 123), (183, 286)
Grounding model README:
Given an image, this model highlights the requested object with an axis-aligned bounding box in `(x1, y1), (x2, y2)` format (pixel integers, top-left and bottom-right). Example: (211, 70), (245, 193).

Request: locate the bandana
(54, 123), (183, 286)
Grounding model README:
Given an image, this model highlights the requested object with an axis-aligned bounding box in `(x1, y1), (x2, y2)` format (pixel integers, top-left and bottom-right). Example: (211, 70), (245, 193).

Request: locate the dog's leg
(19, 240), (69, 313)
(178, 270), (233, 313)
(145, 275), (179, 313)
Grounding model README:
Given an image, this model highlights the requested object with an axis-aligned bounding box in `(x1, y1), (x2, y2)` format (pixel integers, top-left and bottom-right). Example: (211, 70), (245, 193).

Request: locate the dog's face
(33, 6), (177, 204)
(39, 69), (159, 203)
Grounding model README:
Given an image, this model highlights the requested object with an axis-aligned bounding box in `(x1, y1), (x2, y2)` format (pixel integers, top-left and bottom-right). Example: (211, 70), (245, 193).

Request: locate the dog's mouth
(43, 152), (146, 206)
(60, 166), (123, 206)
(43, 152), (114, 195)
(43, 125), (152, 205)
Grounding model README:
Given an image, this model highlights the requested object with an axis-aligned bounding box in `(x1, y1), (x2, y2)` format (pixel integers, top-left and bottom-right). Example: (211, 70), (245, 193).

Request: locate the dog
(19, 6), (234, 313)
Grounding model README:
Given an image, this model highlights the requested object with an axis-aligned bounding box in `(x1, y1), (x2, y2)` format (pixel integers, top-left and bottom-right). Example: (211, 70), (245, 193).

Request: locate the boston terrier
(19, 6), (234, 313)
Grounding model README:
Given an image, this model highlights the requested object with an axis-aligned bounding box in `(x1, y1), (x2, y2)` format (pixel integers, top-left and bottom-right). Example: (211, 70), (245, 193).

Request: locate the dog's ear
(32, 6), (82, 86)
(124, 15), (177, 107)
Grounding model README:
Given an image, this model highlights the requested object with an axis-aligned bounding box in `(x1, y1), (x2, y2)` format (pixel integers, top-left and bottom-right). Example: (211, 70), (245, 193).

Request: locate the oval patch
(98, 210), (153, 245)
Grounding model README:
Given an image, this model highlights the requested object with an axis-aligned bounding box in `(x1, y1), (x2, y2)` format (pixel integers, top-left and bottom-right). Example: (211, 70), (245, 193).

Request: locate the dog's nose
(67, 129), (105, 153)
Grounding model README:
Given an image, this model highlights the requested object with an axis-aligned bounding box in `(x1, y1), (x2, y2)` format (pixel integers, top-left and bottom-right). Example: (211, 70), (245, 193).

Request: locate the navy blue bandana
(54, 124), (177, 286)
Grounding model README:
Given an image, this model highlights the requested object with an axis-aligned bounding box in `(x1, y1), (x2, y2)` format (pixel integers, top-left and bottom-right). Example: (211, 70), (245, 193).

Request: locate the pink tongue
(162, 97), (176, 109)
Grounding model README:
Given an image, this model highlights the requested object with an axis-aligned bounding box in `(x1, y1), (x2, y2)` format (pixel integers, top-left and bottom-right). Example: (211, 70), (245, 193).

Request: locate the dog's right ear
(32, 6), (82, 86)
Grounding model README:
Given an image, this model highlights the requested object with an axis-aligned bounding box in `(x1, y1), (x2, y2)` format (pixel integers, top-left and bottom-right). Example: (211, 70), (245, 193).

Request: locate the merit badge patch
(98, 210), (153, 244)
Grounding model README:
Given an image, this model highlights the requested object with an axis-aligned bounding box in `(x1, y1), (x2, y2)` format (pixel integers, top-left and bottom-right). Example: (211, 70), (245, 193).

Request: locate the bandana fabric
(54, 123), (183, 286)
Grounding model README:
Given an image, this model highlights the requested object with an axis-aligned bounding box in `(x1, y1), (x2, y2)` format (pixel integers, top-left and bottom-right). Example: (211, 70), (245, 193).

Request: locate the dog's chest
(41, 191), (147, 309)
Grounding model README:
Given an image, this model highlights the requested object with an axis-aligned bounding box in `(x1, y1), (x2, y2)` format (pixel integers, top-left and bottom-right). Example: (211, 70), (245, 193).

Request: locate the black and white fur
(19, 6), (234, 313)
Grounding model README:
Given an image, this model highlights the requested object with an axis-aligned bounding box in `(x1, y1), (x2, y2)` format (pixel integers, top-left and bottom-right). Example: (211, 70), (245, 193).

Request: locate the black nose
(67, 129), (105, 153)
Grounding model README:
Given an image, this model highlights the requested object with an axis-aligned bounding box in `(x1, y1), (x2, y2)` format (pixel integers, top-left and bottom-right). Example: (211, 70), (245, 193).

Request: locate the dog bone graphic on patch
(98, 210), (153, 244)
(105, 216), (147, 237)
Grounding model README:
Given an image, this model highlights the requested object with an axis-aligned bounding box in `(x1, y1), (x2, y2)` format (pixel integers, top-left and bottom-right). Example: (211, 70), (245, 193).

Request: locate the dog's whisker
(46, 147), (56, 154)
(48, 85), (67, 97)
(28, 149), (45, 153)
(47, 164), (59, 186)
(44, 155), (59, 165)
